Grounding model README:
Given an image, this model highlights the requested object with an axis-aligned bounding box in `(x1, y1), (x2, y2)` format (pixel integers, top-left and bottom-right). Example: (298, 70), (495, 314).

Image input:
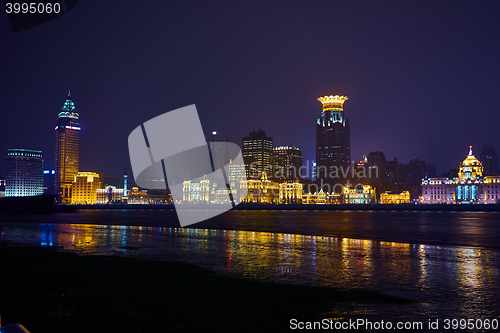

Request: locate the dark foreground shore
(0, 245), (409, 333)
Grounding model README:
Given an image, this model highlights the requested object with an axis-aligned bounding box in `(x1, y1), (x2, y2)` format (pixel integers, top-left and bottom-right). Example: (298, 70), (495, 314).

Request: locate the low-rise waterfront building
(422, 147), (500, 204)
(278, 181), (303, 204)
(96, 185), (125, 204)
(127, 187), (167, 204)
(380, 191), (410, 204)
(239, 172), (279, 203)
(343, 184), (376, 204)
(302, 190), (327, 204)
(302, 190), (341, 204)
(211, 188), (233, 204)
(182, 179), (211, 203)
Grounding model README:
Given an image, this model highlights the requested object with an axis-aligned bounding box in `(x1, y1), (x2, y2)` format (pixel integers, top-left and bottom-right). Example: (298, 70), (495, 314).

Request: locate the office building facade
(242, 129), (273, 178)
(272, 146), (302, 180)
(316, 95), (350, 188)
(55, 91), (80, 203)
(5, 149), (44, 197)
(71, 172), (101, 204)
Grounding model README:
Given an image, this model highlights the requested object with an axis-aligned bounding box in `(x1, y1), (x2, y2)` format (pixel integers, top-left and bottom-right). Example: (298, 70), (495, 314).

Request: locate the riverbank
(0, 244), (410, 333)
(73, 203), (500, 212)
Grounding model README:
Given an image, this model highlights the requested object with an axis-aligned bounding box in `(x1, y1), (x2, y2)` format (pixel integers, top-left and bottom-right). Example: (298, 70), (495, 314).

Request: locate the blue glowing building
(5, 149), (44, 197)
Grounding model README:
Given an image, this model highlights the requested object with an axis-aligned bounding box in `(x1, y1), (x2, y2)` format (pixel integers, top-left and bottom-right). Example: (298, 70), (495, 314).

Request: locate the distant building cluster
(3, 91), (499, 206)
(180, 95), (498, 205)
(3, 90), (169, 205)
(354, 152), (436, 200)
(185, 95), (428, 205)
(181, 172), (378, 205)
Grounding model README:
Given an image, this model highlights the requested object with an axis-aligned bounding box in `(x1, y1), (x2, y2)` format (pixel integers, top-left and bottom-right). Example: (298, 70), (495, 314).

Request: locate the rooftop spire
(469, 145), (473, 156)
(59, 87), (77, 115)
(68, 83), (71, 96)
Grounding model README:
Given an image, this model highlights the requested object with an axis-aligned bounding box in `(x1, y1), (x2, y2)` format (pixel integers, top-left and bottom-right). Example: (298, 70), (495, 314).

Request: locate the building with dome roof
(422, 146), (500, 204)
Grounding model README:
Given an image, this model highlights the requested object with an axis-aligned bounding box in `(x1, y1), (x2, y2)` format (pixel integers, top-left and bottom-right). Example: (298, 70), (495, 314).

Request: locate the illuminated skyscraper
(242, 129), (273, 178)
(316, 95), (350, 188)
(55, 90), (80, 203)
(5, 149), (44, 197)
(272, 146), (302, 179)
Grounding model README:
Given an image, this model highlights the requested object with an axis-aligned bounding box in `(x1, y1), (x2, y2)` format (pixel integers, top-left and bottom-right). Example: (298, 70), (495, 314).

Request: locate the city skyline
(2, 3), (500, 332)
(2, 88), (499, 194)
(2, 1), (500, 179)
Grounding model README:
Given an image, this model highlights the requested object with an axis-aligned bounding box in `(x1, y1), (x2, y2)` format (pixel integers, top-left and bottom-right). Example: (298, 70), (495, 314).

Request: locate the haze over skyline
(1, 1), (500, 179)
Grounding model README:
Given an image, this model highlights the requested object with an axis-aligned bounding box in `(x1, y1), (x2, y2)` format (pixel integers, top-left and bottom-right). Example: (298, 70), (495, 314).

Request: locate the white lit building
(182, 179), (211, 203)
(422, 147), (500, 204)
(279, 181), (303, 204)
(343, 184), (376, 204)
(5, 149), (44, 197)
(97, 185), (125, 204)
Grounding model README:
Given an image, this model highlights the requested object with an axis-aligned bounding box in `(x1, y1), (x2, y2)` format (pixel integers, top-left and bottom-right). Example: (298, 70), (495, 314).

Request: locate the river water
(0, 209), (499, 325)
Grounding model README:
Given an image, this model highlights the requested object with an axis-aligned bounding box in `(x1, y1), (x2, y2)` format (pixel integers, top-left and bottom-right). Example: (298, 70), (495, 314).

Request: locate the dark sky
(1, 0), (500, 180)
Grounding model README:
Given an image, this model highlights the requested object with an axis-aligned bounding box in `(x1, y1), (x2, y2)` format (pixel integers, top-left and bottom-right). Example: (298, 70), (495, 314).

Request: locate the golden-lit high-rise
(316, 95), (350, 188)
(71, 172), (101, 204)
(55, 90), (80, 203)
(242, 129), (273, 178)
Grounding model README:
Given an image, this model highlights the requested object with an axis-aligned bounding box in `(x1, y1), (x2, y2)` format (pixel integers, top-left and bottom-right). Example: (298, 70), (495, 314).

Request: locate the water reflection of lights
(40, 223), (53, 247)
(0, 223), (499, 319)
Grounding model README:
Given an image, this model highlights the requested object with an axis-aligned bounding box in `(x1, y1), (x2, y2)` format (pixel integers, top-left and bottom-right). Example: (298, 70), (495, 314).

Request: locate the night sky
(1, 0), (500, 180)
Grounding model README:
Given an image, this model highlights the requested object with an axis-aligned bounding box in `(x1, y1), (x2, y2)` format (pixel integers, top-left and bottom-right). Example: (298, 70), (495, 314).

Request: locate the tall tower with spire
(316, 95), (350, 189)
(55, 88), (80, 203)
